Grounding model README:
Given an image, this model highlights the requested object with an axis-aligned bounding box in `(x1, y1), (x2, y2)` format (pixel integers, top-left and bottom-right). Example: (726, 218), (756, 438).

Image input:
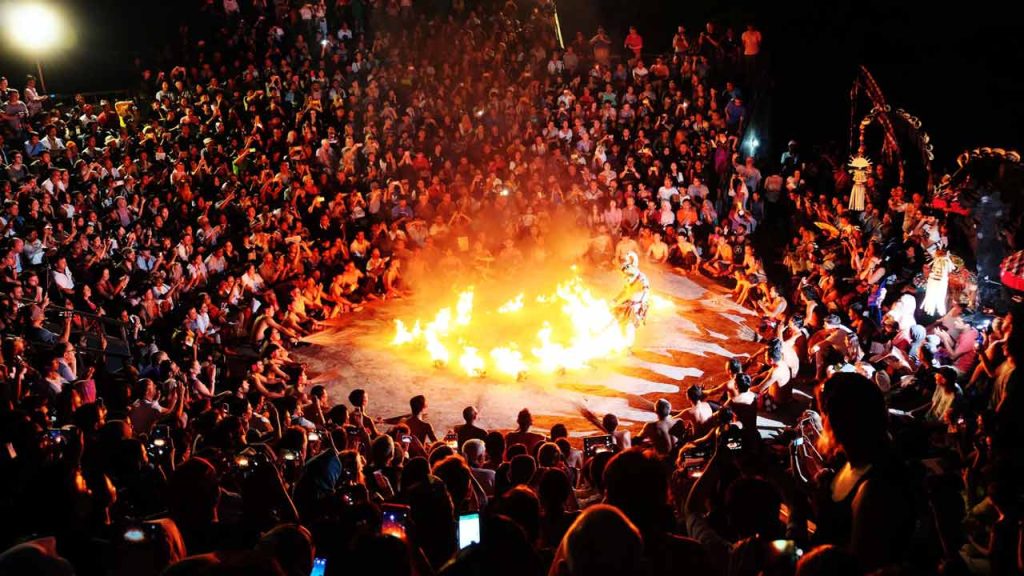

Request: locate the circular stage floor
(294, 269), (769, 439)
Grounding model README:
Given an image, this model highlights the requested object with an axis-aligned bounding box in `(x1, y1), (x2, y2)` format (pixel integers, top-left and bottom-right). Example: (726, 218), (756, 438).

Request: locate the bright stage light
(5, 3), (62, 51)
(747, 135), (760, 154)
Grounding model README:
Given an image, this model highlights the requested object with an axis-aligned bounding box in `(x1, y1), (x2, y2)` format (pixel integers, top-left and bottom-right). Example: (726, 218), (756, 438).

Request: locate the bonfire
(391, 268), (665, 380)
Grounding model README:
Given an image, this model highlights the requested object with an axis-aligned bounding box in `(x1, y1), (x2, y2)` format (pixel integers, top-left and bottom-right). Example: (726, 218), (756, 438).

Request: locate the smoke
(401, 215), (600, 306)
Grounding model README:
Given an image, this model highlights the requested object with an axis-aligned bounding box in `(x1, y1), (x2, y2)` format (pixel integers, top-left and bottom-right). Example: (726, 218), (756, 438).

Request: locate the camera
(232, 447), (272, 479)
(583, 434), (615, 458)
(337, 483), (360, 505)
(122, 522), (164, 544)
(46, 428), (66, 444)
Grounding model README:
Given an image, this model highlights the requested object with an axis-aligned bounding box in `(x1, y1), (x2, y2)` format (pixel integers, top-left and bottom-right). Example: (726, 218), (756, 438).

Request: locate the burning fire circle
(390, 269), (671, 380)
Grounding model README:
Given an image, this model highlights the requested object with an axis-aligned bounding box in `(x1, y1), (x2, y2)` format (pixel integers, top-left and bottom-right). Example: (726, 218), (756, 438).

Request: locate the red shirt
(624, 32), (643, 53)
(411, 155), (431, 172)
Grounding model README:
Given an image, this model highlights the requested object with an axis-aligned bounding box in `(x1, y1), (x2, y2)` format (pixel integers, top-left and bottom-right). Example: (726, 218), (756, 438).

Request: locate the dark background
(2, 0), (1021, 171)
(557, 0), (1024, 170)
(0, 0), (179, 94)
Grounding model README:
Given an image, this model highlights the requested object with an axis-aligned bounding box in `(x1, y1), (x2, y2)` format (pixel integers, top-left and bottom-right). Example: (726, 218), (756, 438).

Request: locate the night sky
(2, 0), (1020, 171)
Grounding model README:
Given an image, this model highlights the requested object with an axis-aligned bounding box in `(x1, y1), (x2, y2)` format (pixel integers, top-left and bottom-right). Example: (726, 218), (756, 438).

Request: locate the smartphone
(444, 431), (458, 450)
(458, 512), (481, 549)
(583, 434), (615, 458)
(682, 444), (710, 459)
(381, 503), (411, 540)
(310, 557), (327, 576)
(339, 457), (356, 483)
(122, 526), (148, 543)
(401, 434), (412, 445)
(768, 539), (803, 563)
(726, 435), (743, 452)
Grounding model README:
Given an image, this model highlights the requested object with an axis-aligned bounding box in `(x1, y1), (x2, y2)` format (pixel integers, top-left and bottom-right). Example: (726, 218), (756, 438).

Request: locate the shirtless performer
(751, 338), (793, 411)
(639, 398), (685, 456)
(615, 251), (651, 342)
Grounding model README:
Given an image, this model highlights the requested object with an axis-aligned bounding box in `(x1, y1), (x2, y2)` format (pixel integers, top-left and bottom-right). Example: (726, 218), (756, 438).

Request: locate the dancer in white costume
(615, 251), (650, 342)
(921, 249), (954, 316)
(848, 156), (870, 212)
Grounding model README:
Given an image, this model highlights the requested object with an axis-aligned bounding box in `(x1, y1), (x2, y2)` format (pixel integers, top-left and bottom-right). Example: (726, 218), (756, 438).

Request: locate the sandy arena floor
(293, 268), (773, 439)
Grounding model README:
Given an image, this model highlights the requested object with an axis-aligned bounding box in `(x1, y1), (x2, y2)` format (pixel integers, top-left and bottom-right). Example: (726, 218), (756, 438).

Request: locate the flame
(650, 294), (675, 312)
(392, 319), (422, 345)
(531, 322), (576, 373)
(455, 289), (474, 326)
(459, 346), (486, 377)
(498, 294), (524, 313)
(391, 270), (650, 379)
(424, 307), (453, 365)
(490, 346), (527, 378)
(425, 330), (449, 365)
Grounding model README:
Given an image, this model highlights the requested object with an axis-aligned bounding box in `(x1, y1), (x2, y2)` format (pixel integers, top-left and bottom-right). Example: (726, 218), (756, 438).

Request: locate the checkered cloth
(1001, 250), (1024, 291)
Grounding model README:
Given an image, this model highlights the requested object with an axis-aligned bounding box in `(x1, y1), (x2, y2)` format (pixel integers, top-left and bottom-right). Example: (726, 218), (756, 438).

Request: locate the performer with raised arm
(615, 251), (651, 342)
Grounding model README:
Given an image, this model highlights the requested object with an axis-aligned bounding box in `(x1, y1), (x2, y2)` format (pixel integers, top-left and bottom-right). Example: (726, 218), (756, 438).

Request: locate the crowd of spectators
(1, 0), (1022, 575)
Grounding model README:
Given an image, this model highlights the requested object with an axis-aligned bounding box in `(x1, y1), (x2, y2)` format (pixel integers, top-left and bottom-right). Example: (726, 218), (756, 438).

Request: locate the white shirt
(175, 241), (192, 261)
(188, 261), (208, 282)
(24, 87), (44, 115)
(189, 312), (212, 334)
(52, 266), (74, 291)
(24, 240), (45, 265)
(152, 283), (171, 299)
(657, 185), (679, 202)
(240, 271), (265, 292)
(205, 254), (227, 274)
(40, 136), (64, 151)
(41, 178), (65, 194)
